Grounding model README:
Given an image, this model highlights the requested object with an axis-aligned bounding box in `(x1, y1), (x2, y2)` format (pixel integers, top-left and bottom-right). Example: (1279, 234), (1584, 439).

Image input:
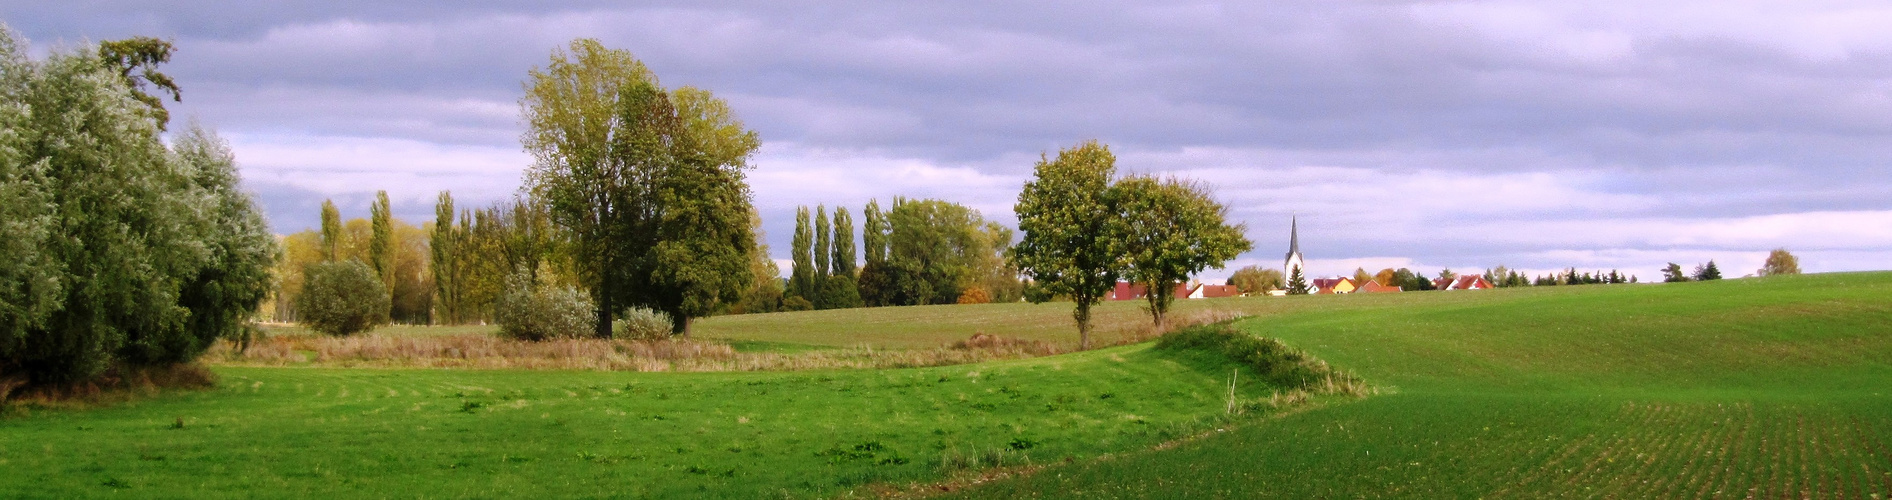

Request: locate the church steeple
(1288, 216), (1299, 256)
(1283, 215), (1305, 282)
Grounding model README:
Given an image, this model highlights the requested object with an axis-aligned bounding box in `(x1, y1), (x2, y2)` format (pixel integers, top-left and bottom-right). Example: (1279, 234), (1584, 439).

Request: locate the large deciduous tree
(522, 39), (758, 337)
(1007, 141), (1120, 350)
(0, 29), (276, 385)
(1112, 176), (1252, 328)
(1759, 249), (1800, 276)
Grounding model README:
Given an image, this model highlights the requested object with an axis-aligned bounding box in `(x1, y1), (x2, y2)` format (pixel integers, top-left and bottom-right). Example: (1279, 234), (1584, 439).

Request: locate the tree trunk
(680, 316), (692, 338)
(1075, 301), (1092, 350)
(594, 276), (614, 339)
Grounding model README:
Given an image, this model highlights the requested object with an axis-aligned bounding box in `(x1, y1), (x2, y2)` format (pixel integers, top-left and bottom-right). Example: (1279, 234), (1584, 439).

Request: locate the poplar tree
(790, 206), (815, 300)
(320, 199), (343, 262)
(369, 190), (393, 290)
(430, 191), (459, 324)
(814, 205), (831, 279)
(862, 200), (887, 265)
(831, 207), (856, 276)
(1008, 141), (1119, 350)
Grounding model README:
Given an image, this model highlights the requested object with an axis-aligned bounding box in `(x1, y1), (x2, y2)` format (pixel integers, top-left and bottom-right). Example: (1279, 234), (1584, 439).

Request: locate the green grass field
(950, 273), (1892, 498)
(7, 273), (1891, 498)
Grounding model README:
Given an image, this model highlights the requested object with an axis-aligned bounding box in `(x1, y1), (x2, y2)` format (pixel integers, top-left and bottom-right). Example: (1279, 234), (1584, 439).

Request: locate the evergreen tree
(1287, 266), (1311, 295)
(1662, 262), (1689, 283)
(320, 199), (343, 262)
(1694, 260), (1723, 281)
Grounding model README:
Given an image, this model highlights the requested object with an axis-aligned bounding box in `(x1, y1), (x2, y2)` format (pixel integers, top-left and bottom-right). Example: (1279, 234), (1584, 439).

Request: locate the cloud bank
(8, 0), (1891, 279)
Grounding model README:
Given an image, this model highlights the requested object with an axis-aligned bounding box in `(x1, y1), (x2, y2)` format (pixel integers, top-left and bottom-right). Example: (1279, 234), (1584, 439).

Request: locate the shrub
(613, 307), (674, 340)
(296, 261), (390, 336)
(495, 270), (595, 341)
(780, 296), (814, 312)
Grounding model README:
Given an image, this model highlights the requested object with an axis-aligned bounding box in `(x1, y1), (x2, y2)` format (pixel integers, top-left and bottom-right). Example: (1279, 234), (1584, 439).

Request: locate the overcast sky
(8, 1), (1892, 280)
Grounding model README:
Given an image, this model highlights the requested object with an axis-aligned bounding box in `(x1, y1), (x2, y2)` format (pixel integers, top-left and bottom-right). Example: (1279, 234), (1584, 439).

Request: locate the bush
(780, 296), (814, 312)
(1156, 322), (1361, 392)
(296, 261), (390, 336)
(495, 270), (595, 341)
(613, 307), (674, 340)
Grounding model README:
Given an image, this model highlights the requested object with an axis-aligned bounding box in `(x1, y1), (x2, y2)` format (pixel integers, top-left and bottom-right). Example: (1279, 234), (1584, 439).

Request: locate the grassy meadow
(5, 272), (1890, 497)
(950, 272), (1892, 498)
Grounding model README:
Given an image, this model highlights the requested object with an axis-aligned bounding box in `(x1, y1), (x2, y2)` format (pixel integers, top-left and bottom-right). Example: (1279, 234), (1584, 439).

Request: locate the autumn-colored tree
(1759, 248), (1800, 276)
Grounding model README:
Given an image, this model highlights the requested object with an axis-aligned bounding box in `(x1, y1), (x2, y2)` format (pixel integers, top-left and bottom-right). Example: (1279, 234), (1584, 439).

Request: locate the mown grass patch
(0, 340), (1308, 498)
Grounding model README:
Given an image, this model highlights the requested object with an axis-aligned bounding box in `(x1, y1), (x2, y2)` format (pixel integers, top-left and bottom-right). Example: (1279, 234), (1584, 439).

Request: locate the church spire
(1288, 215), (1299, 256)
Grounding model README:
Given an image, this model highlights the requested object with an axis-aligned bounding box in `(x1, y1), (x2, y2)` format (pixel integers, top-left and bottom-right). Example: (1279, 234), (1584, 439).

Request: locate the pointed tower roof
(1288, 215), (1299, 256)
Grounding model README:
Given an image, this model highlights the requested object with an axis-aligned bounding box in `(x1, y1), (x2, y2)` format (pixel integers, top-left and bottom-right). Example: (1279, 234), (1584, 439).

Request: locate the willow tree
(1007, 141), (1120, 350)
(1113, 175), (1252, 328)
(522, 39), (759, 337)
(0, 30), (275, 384)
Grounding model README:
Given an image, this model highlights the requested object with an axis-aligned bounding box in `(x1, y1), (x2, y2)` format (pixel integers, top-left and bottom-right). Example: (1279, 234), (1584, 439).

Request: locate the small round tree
(296, 261), (389, 336)
(495, 269), (595, 341)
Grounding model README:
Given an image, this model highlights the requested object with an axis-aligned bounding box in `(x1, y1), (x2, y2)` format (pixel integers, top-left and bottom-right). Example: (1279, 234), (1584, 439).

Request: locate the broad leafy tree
(0, 31), (275, 384)
(1760, 249), (1800, 276)
(96, 36), (179, 130)
(1112, 175), (1252, 328)
(1227, 265), (1283, 294)
(1008, 141), (1120, 349)
(522, 39), (759, 336)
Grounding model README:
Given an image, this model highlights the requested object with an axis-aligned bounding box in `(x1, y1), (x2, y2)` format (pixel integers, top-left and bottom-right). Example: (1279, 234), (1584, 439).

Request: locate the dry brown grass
(1, 363), (218, 406)
(206, 309), (1250, 373)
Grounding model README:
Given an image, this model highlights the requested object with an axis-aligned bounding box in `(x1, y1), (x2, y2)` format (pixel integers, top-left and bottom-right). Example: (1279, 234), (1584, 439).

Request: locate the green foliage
(429, 192), (464, 324)
(819, 274), (864, 310)
(780, 295), (815, 312)
(1760, 249), (1800, 276)
(1693, 261), (1722, 281)
(521, 38), (759, 336)
(95, 36), (178, 130)
(1111, 175), (1252, 327)
(831, 207), (856, 277)
(736, 211), (784, 314)
(862, 200), (888, 266)
(368, 191), (393, 291)
(320, 199), (342, 262)
(495, 269), (594, 341)
(296, 261), (389, 337)
(1007, 141), (1120, 349)
(1662, 262), (1689, 283)
(1286, 267), (1311, 295)
(881, 198), (1004, 306)
(790, 206), (816, 301)
(0, 32), (275, 383)
(612, 306), (675, 340)
(814, 205), (831, 279)
(1226, 266), (1283, 295)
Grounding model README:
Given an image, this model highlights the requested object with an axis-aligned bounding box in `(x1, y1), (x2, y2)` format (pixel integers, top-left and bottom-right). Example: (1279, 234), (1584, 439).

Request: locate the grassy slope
(951, 272), (1892, 498)
(0, 345), (1270, 498)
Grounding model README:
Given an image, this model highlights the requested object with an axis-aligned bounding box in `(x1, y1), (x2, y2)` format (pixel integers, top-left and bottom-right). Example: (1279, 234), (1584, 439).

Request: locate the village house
(1433, 275), (1495, 290)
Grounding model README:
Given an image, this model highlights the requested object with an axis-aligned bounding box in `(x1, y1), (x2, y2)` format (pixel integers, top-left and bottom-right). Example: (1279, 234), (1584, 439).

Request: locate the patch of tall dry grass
(205, 309), (1250, 373)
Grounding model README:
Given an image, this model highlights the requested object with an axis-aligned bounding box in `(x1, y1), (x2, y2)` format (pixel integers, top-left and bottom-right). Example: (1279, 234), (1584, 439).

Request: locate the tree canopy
(1008, 141), (1121, 349)
(1112, 175), (1252, 328)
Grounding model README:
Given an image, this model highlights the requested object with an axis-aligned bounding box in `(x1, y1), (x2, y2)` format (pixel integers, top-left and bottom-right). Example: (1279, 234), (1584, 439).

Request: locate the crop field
(6, 273), (1890, 498)
(951, 272), (1892, 498)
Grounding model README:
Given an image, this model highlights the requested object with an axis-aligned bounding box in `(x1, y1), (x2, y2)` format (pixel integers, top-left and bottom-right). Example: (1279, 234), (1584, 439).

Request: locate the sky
(7, 1), (1892, 281)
